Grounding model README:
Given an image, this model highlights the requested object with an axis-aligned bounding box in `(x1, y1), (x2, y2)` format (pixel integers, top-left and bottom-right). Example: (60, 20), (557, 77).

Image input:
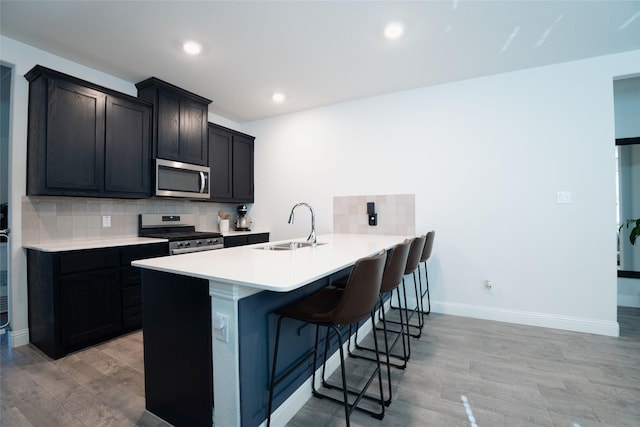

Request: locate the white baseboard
(431, 301), (620, 337)
(10, 328), (29, 347)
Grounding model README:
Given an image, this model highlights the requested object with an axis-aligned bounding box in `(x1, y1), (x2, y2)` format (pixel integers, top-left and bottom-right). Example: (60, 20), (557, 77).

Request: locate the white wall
(244, 50), (640, 336)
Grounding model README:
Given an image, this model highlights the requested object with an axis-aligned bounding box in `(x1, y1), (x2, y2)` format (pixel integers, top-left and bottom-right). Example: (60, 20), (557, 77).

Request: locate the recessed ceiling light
(272, 92), (286, 103)
(183, 41), (202, 55)
(384, 22), (404, 40)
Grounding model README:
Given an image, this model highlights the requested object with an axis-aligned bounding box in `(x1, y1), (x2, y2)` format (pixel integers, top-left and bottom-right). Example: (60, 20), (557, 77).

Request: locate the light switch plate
(556, 191), (572, 204)
(102, 215), (111, 227)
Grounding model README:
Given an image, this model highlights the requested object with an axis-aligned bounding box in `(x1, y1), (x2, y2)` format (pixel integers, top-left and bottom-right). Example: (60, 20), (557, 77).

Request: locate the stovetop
(141, 230), (222, 241)
(138, 213), (221, 241)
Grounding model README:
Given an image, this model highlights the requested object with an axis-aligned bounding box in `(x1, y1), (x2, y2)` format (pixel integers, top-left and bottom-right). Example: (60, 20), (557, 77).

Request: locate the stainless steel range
(139, 214), (223, 255)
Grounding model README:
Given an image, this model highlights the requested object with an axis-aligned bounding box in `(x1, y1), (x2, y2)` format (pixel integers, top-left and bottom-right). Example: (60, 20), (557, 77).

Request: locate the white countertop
(132, 233), (409, 292)
(24, 237), (168, 252)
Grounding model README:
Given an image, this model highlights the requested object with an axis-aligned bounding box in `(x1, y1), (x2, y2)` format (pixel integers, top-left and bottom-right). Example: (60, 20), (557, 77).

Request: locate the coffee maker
(235, 204), (251, 231)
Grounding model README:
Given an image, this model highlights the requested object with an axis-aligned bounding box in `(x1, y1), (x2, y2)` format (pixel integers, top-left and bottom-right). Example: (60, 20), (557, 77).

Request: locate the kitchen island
(132, 233), (408, 427)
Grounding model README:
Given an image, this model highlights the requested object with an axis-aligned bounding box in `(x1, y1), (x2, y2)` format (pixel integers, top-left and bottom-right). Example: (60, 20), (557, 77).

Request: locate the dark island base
(141, 270), (213, 427)
(141, 266), (361, 426)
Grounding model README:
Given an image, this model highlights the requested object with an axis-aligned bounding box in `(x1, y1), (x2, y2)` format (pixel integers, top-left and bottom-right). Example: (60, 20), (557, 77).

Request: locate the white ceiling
(1, 1), (640, 123)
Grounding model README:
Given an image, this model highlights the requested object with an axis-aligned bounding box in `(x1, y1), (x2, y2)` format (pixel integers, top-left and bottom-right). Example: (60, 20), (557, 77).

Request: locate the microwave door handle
(199, 171), (206, 193)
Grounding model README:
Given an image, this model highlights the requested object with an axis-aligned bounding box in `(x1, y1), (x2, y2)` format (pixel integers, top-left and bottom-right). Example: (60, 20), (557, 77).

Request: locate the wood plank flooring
(1, 308), (639, 427)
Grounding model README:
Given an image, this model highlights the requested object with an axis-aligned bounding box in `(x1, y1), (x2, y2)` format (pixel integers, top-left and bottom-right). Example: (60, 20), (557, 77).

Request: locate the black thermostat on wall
(367, 202), (377, 226)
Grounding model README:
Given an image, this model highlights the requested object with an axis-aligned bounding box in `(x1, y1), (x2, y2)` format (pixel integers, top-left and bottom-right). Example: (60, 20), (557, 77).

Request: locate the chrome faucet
(288, 202), (316, 246)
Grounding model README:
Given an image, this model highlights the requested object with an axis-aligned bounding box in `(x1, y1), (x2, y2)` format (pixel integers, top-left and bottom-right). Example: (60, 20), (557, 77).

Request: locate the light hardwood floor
(1, 308), (639, 427)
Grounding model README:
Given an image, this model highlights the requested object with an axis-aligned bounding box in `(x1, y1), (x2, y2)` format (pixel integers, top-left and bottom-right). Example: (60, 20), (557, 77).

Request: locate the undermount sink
(258, 241), (326, 251)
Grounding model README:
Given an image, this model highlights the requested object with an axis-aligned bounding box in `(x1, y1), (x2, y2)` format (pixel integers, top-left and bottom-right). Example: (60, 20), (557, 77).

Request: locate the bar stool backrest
(404, 235), (426, 275)
(332, 251), (386, 325)
(420, 231), (435, 263)
(380, 239), (411, 293)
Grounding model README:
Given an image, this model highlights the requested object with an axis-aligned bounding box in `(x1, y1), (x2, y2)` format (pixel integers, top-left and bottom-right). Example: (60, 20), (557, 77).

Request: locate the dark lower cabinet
(27, 242), (168, 359)
(61, 268), (121, 350)
(223, 232), (269, 248)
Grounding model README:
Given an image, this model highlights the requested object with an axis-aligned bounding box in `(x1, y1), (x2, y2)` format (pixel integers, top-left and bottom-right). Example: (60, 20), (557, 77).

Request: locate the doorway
(613, 76), (640, 337)
(0, 64), (11, 344)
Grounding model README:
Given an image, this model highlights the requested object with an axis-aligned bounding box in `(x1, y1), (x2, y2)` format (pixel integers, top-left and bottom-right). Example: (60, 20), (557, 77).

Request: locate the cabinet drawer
(121, 243), (168, 265)
(59, 248), (119, 274)
(122, 285), (142, 307)
(247, 233), (269, 245)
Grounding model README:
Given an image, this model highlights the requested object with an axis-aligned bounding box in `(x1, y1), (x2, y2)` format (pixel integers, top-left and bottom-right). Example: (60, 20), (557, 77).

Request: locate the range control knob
(184, 241), (191, 247)
(195, 240), (202, 246)
(206, 239), (213, 245)
(176, 242), (184, 248)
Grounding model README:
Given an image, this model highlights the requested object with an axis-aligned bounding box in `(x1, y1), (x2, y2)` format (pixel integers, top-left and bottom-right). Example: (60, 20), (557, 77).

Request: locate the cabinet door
(156, 91), (208, 166)
(46, 79), (105, 191)
(105, 96), (151, 196)
(61, 268), (121, 351)
(208, 125), (233, 200)
(156, 90), (182, 162)
(180, 100), (208, 166)
(232, 134), (254, 202)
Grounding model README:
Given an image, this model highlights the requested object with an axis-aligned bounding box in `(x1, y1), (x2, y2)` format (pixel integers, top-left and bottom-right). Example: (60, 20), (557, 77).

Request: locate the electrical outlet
(102, 215), (111, 228)
(213, 313), (229, 342)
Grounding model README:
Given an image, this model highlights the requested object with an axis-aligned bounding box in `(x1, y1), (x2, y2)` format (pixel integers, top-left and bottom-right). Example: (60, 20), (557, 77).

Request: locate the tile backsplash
(22, 196), (231, 245)
(333, 194), (415, 236)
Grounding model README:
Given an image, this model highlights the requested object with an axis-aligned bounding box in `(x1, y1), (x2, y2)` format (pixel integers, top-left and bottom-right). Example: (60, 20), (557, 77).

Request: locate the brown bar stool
(418, 230), (435, 319)
(343, 239), (411, 406)
(267, 251), (387, 427)
(387, 235), (426, 338)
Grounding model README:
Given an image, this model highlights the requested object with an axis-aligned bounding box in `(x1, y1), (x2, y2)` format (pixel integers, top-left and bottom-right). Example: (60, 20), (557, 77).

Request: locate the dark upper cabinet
(208, 123), (255, 203)
(208, 124), (233, 199)
(24, 65), (152, 198)
(136, 77), (211, 166)
(232, 133), (255, 202)
(105, 96), (151, 194)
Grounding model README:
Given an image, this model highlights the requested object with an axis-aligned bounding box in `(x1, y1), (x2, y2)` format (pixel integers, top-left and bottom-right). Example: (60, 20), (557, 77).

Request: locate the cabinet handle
(199, 172), (206, 193)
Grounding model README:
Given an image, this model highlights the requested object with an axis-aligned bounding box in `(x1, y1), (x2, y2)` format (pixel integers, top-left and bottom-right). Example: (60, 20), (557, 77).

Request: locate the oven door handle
(171, 245), (224, 255)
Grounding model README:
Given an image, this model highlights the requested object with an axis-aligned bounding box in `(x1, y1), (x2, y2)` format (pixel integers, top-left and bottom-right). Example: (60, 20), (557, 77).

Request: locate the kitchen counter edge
(23, 237), (168, 252)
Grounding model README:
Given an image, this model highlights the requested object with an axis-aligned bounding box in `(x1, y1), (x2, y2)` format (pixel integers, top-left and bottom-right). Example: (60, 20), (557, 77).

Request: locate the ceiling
(1, 1), (640, 123)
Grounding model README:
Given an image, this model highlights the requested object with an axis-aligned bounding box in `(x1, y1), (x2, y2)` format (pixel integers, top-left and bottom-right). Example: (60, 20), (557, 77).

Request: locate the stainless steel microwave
(155, 158), (210, 199)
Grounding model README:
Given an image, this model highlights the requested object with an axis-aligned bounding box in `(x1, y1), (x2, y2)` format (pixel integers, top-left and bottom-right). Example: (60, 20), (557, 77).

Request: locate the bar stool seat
(267, 251), (387, 427)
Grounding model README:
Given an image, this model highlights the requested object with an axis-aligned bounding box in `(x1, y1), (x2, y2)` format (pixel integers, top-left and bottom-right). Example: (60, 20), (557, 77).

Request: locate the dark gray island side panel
(141, 270), (213, 427)
(141, 266), (352, 427)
